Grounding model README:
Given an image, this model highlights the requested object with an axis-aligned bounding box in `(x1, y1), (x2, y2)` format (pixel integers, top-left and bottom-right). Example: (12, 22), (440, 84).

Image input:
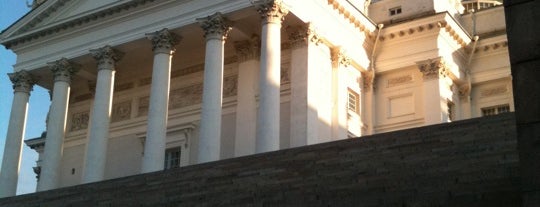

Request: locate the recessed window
(164, 147), (182, 170)
(347, 90), (359, 114)
(481, 104), (510, 116)
(389, 6), (402, 16)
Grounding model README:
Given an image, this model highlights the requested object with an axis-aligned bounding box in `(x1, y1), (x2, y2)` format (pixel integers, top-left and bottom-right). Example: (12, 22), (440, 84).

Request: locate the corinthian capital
(331, 47), (351, 68)
(146, 28), (181, 54)
(417, 57), (450, 80)
(286, 23), (322, 49)
(234, 35), (260, 62)
(90, 45), (124, 71)
(8, 70), (37, 93)
(48, 58), (80, 83)
(197, 12), (232, 41)
(254, 0), (289, 24)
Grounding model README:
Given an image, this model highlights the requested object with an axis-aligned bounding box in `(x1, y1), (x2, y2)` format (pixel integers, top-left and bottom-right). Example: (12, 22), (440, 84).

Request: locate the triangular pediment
(1, 0), (130, 43)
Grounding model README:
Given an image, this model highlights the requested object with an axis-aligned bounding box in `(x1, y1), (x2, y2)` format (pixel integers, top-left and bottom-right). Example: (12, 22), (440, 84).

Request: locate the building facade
(0, 0), (512, 197)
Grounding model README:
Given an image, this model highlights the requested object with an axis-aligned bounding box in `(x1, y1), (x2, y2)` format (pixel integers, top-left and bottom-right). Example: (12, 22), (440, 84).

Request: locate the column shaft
(197, 13), (231, 163)
(82, 46), (122, 183)
(331, 48), (349, 140)
(0, 71), (34, 198)
(39, 59), (78, 191)
(141, 29), (178, 173)
(255, 0), (288, 153)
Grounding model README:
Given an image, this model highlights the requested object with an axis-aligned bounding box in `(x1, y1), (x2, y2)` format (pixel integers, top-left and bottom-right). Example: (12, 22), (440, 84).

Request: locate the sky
(0, 0), (50, 195)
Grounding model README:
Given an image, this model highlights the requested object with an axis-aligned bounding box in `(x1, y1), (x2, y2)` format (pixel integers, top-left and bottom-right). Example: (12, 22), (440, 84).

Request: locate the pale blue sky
(1, 0), (50, 195)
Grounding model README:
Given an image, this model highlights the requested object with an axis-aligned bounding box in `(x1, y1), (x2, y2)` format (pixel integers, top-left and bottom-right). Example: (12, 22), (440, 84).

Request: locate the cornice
(378, 12), (472, 48)
(326, 0), (376, 39)
(1, 0), (157, 49)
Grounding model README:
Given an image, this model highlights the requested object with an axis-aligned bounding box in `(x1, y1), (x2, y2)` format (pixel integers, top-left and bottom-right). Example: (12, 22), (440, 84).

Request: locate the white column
(288, 25), (321, 147)
(38, 58), (79, 191)
(0, 71), (35, 198)
(141, 29), (179, 173)
(417, 57), (451, 125)
(330, 48), (350, 140)
(197, 13), (232, 163)
(82, 46), (123, 183)
(254, 0), (289, 153)
(234, 37), (260, 157)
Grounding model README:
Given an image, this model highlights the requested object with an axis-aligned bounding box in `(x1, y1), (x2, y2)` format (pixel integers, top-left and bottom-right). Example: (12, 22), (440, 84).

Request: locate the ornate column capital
(8, 70), (37, 93)
(286, 23), (322, 49)
(331, 47), (351, 68)
(417, 57), (450, 80)
(234, 35), (261, 62)
(146, 28), (181, 54)
(48, 58), (80, 83)
(197, 12), (232, 41)
(90, 45), (124, 71)
(254, 0), (289, 24)
(362, 71), (375, 91)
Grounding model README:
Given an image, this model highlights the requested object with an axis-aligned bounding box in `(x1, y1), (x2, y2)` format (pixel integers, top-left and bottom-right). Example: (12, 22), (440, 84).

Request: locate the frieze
(138, 96), (150, 117)
(169, 84), (203, 110)
(111, 100), (132, 122)
(281, 62), (290, 84)
(387, 75), (413, 87)
(70, 111), (89, 131)
(481, 85), (508, 97)
(223, 76), (238, 97)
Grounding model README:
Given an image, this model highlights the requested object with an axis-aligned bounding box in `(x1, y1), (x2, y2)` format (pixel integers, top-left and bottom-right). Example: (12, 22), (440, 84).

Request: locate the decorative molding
(48, 58), (80, 83)
(387, 74), (413, 87)
(281, 62), (290, 84)
(70, 111), (89, 131)
(137, 96), (150, 117)
(481, 85), (508, 97)
(115, 82), (134, 92)
(4, 0), (157, 49)
(197, 12), (232, 40)
(169, 83), (203, 110)
(8, 70), (37, 93)
(416, 57), (450, 80)
(467, 41), (508, 54)
(223, 75), (238, 97)
(234, 35), (260, 62)
(379, 21), (468, 48)
(286, 23), (322, 49)
(254, 0), (289, 24)
(331, 47), (351, 68)
(111, 100), (132, 122)
(146, 28), (181, 54)
(90, 45), (124, 71)
(362, 71), (375, 91)
(326, 0), (371, 35)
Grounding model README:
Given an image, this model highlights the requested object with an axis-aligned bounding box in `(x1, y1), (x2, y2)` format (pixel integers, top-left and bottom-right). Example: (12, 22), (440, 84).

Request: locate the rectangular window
(389, 7), (402, 16)
(348, 90), (359, 114)
(164, 147), (182, 170)
(481, 104), (510, 116)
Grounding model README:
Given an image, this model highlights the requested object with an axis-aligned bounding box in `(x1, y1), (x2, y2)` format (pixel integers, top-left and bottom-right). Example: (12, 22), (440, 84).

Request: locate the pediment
(1, 0), (129, 43)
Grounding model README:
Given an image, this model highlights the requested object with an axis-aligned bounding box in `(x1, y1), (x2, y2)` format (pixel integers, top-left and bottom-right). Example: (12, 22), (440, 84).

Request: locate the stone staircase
(0, 113), (521, 206)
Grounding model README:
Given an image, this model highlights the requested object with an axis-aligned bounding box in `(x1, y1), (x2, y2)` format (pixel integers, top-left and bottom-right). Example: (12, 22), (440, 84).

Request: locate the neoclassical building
(0, 0), (512, 197)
